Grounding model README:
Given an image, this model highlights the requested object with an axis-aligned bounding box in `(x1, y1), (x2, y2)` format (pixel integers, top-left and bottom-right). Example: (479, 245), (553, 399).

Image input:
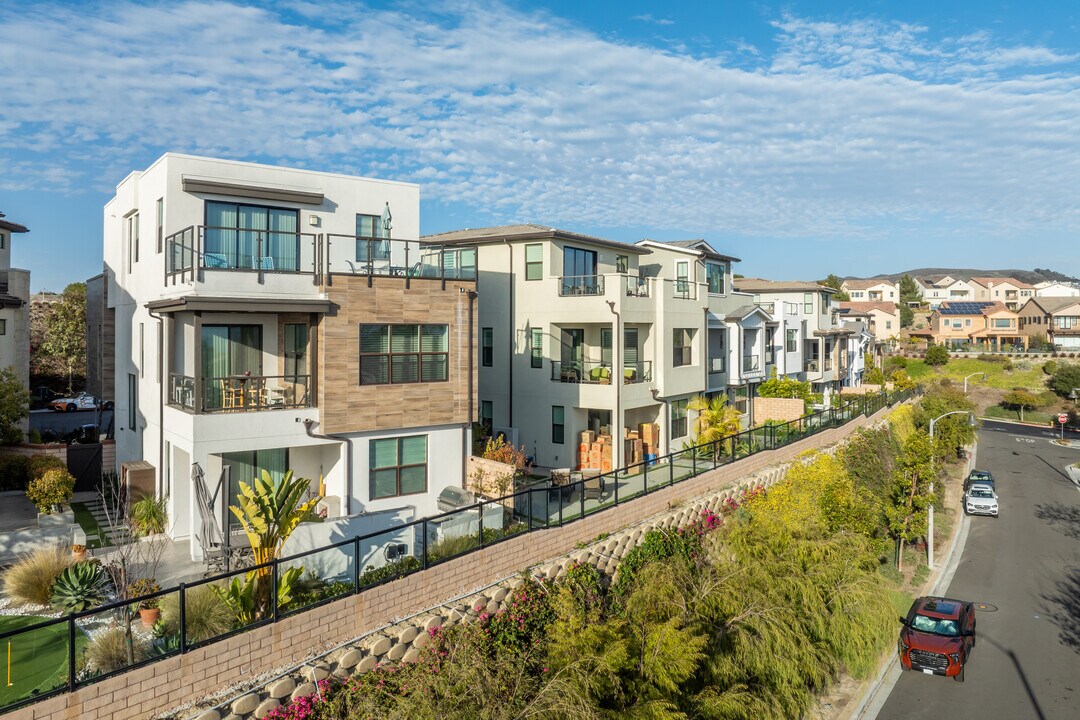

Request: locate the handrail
(0, 386), (919, 714)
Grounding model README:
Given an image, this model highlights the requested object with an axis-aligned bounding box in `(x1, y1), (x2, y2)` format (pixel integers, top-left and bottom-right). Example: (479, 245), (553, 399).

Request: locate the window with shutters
(359, 324), (448, 385)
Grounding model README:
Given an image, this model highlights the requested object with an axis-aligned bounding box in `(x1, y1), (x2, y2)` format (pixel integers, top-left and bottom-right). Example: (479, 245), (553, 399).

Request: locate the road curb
(844, 442), (976, 720)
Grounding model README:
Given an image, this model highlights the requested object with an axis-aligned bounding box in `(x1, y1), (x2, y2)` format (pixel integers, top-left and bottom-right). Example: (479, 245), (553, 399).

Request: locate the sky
(3, 0), (1080, 292)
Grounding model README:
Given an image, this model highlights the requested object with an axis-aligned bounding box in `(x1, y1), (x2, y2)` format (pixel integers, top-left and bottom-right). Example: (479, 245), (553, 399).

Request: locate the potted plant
(71, 544), (87, 561)
(128, 578), (162, 627)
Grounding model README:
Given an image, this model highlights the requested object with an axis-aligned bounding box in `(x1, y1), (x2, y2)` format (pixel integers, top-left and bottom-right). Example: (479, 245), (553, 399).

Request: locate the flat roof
(423, 224), (649, 254)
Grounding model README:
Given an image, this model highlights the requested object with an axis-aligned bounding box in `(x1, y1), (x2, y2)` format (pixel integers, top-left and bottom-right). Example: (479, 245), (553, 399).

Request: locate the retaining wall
(12, 406), (893, 720)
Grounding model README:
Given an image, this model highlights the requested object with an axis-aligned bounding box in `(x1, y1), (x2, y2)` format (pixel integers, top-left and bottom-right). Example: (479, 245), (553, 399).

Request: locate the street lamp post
(927, 410), (976, 569)
(963, 372), (987, 395)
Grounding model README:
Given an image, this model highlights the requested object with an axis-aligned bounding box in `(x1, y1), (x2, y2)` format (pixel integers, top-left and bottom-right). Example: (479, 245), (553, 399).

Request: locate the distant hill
(849, 268), (1080, 285)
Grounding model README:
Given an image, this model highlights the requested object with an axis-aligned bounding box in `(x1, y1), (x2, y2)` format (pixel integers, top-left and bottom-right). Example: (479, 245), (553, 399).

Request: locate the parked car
(49, 392), (113, 413)
(898, 596), (976, 682)
(964, 483), (999, 517)
(963, 469), (995, 493)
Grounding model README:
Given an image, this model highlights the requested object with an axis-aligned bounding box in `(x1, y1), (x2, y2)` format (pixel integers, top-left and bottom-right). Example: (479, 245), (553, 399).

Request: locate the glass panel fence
(358, 524), (423, 589)
(280, 543), (356, 616)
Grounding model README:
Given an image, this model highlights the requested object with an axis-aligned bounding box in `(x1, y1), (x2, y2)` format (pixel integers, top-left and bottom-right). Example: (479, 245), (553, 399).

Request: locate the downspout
(147, 308), (165, 499)
(304, 419), (353, 515)
(606, 300), (621, 469)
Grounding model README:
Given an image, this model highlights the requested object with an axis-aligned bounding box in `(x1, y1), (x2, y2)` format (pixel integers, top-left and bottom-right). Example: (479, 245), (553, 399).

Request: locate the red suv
(898, 596), (976, 682)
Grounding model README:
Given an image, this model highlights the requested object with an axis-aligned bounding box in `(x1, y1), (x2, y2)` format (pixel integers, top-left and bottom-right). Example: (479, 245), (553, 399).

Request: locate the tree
(687, 394), (742, 461)
(757, 369), (813, 402)
(1001, 391), (1040, 422)
(885, 431), (936, 570)
(924, 345), (949, 366)
(913, 384), (976, 462)
(1049, 363), (1080, 398)
(900, 305), (914, 328)
(40, 283), (87, 393)
(818, 274), (849, 301)
(0, 366), (30, 443)
(898, 274), (921, 303)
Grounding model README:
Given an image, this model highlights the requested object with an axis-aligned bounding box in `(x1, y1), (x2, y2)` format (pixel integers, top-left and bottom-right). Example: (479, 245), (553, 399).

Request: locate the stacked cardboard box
(639, 422), (660, 458)
(579, 432), (614, 471)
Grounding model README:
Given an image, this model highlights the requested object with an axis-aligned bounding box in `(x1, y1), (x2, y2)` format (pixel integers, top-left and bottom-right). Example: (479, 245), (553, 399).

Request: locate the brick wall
(0, 443), (69, 461)
(10, 407), (892, 720)
(751, 397), (804, 423)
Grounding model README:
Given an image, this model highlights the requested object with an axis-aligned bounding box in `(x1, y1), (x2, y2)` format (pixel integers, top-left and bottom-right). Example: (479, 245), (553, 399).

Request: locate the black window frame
(370, 435), (428, 499)
(128, 373), (137, 431)
(482, 327), (494, 367)
(706, 262), (725, 294)
(284, 323), (308, 382)
(673, 328), (694, 367)
(552, 405), (565, 444)
(204, 200), (301, 271)
(359, 324), (449, 385)
(671, 398), (688, 439)
(355, 213), (390, 262)
(616, 255), (628, 274)
(524, 243), (543, 281)
(531, 327), (543, 368)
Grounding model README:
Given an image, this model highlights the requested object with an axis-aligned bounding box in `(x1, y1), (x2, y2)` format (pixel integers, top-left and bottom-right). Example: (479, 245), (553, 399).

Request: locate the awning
(146, 296), (332, 314)
(182, 176), (324, 205)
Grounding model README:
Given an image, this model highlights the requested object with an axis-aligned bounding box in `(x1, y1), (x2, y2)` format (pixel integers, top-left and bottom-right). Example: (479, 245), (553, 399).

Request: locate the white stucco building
(0, 211), (30, 437)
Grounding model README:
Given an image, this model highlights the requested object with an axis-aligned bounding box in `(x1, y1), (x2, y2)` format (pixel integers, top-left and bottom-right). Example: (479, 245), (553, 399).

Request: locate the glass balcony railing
(742, 355), (761, 372)
(550, 361), (652, 384)
(167, 374), (313, 413)
(559, 275), (605, 297)
(623, 275), (649, 297)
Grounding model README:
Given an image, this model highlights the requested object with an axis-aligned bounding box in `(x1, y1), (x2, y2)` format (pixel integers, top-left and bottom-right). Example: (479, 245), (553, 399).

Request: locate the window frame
(156, 198), (164, 253)
(355, 213), (390, 262)
(482, 327), (494, 367)
(370, 435), (428, 499)
(673, 328), (694, 368)
(671, 398), (688, 439)
(785, 329), (797, 353)
(128, 373), (137, 431)
(284, 323), (308, 381)
(359, 324), (449, 385)
(616, 255), (628, 274)
(803, 292), (813, 314)
(552, 405), (565, 444)
(480, 400), (493, 435)
(531, 327), (543, 368)
(524, 243), (543, 281)
(706, 262), (725, 294)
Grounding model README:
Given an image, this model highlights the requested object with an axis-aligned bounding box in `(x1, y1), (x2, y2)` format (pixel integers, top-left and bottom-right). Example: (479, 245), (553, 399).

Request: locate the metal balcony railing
(672, 280), (697, 300)
(550, 360), (652, 384)
(742, 355), (761, 372)
(559, 275), (605, 297)
(623, 275), (649, 297)
(166, 374), (313, 413)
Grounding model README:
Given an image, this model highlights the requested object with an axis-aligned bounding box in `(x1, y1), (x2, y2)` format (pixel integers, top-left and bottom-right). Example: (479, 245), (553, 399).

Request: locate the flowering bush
(263, 679), (335, 719)
(477, 577), (555, 657)
(26, 467), (75, 513)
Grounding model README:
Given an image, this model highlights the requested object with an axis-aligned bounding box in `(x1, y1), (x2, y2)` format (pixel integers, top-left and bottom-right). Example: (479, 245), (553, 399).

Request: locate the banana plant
(212, 566), (304, 624)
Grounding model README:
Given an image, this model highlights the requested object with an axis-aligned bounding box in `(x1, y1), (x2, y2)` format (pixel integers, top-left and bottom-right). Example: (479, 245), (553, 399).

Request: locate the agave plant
(50, 561), (112, 613)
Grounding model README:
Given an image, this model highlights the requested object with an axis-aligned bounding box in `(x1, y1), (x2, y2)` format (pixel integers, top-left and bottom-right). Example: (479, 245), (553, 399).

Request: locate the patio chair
(623, 368), (637, 383)
(204, 252), (229, 268)
(588, 367), (611, 384)
(253, 256), (274, 271)
(582, 470), (605, 500)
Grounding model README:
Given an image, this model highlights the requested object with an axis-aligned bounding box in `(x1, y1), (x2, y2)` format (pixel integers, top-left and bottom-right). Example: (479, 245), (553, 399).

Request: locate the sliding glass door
(205, 201), (299, 271)
(201, 325), (262, 410)
(221, 448), (289, 529)
(562, 246), (598, 295)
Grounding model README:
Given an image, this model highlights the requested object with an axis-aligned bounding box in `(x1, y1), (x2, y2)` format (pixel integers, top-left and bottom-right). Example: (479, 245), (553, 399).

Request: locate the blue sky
(3, 0), (1080, 291)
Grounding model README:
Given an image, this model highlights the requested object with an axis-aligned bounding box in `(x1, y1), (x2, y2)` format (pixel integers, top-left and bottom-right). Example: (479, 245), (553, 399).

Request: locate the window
(128, 373), (137, 431)
(993, 318), (1011, 328)
(284, 324), (308, 381)
(482, 327), (494, 367)
(370, 436), (427, 499)
(675, 261), (689, 295)
(531, 328), (543, 368)
(206, 201), (300, 270)
(126, 214), (139, 273)
(552, 406), (565, 444)
(601, 328), (613, 367)
(786, 329), (797, 352)
(885, 320), (892, 330)
(671, 398), (688, 439)
(525, 244), (543, 281)
(803, 293), (813, 314)
(673, 328), (694, 367)
(359, 324), (449, 384)
(616, 255), (628, 274)
(355, 213), (390, 262)
(964, 319), (971, 327)
(706, 262), (725, 294)
(480, 400), (493, 434)
(0, 319), (5, 335)
(156, 198), (164, 253)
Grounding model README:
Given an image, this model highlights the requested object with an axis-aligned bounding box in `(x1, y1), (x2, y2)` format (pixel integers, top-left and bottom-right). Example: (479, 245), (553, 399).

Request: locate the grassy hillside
(904, 357), (1046, 390)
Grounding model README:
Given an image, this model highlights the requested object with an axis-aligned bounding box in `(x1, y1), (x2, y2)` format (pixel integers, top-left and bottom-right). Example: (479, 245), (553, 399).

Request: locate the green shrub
(131, 495), (168, 535)
(427, 533), (479, 563)
(2, 544), (72, 605)
(26, 467), (75, 514)
(0, 454), (32, 491)
(281, 577), (353, 612)
(28, 454), (66, 479)
(159, 585), (234, 643)
(85, 626), (149, 675)
(26, 429), (42, 444)
(1049, 363), (1080, 398)
(925, 346), (949, 366)
(358, 556), (421, 587)
(50, 561), (112, 613)
(1043, 360), (1058, 375)
(127, 578), (162, 609)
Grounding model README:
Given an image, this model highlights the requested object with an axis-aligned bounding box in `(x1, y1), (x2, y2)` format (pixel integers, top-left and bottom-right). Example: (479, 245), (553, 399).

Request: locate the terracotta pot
(71, 549), (87, 561)
(139, 607), (161, 628)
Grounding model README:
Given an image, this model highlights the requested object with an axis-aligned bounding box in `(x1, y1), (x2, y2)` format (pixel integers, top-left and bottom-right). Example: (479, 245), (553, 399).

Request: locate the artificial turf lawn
(0, 616), (87, 708)
(68, 502), (107, 549)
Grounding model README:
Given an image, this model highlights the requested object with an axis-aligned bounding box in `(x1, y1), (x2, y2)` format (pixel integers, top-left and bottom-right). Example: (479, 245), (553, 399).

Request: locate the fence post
(67, 614), (77, 692)
(692, 448), (697, 477)
(478, 502), (485, 548)
(271, 560), (280, 622)
(353, 536), (361, 592)
(558, 489), (564, 525)
(580, 481), (586, 518)
(669, 455), (675, 486)
(527, 490), (534, 531)
(179, 583), (187, 653)
(421, 519), (429, 570)
(614, 471), (619, 504)
(643, 461), (649, 494)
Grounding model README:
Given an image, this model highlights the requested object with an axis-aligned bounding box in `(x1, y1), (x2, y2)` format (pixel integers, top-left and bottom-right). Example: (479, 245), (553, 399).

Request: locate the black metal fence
(0, 387), (917, 714)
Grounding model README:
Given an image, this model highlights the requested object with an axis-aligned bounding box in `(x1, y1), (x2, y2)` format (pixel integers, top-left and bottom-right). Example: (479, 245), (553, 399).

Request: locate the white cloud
(2, 0), (1080, 250)
(633, 14), (674, 26)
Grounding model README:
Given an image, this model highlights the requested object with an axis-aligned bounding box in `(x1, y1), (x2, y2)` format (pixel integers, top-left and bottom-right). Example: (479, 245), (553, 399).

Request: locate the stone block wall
(10, 406), (895, 720)
(751, 396), (805, 423)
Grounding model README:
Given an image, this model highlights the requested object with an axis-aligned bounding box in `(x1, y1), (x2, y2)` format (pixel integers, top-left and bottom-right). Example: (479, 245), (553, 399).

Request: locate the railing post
(669, 455), (675, 486)
(478, 502), (485, 548)
(614, 471), (619, 504)
(179, 583), (187, 653)
(67, 614), (77, 692)
(271, 559), (279, 621)
(692, 448), (697, 477)
(353, 536), (361, 592)
(558, 488), (564, 525)
(367, 238), (374, 288)
(580, 481), (586, 518)
(421, 519), (429, 569)
(257, 234), (264, 284)
(527, 490), (534, 531)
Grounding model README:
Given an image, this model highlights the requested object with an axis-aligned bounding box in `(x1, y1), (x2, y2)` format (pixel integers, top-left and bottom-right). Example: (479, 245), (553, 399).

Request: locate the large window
(480, 400), (493, 435)
(531, 328), (543, 368)
(355, 213), (390, 262)
(482, 327), (494, 367)
(370, 436), (427, 499)
(706, 262), (725, 294)
(786, 329), (797, 353)
(673, 328), (694, 367)
(205, 201), (299, 271)
(284, 324), (308, 381)
(127, 373), (137, 431)
(525, 244), (543, 281)
(360, 324), (448, 385)
(671, 399), (688, 439)
(803, 293), (813, 314)
(616, 255), (628, 274)
(222, 449), (289, 528)
(552, 406), (565, 444)
(562, 246), (598, 294)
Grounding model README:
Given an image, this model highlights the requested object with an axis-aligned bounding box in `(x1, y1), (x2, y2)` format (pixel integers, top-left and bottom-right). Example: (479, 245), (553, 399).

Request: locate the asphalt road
(876, 420), (1080, 720)
(28, 408), (112, 438)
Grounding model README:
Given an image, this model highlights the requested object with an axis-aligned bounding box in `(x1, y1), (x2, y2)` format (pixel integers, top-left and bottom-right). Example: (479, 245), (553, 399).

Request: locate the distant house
(1017, 296), (1080, 350)
(970, 277), (1035, 311)
(1034, 281), (1080, 298)
(911, 301), (1024, 350)
(915, 276), (978, 309)
(841, 279), (898, 303)
(837, 301), (900, 344)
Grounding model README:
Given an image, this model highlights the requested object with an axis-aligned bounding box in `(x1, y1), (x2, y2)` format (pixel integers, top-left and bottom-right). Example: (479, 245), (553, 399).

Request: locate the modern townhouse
(731, 279), (856, 394)
(421, 226), (766, 471)
(1034, 281), (1080, 298)
(0, 212), (30, 432)
(915, 276), (979, 309)
(841, 278), (898, 303)
(970, 277), (1035, 311)
(837, 301), (900, 344)
(911, 301), (1024, 350)
(104, 154), (477, 559)
(1017, 296), (1080, 350)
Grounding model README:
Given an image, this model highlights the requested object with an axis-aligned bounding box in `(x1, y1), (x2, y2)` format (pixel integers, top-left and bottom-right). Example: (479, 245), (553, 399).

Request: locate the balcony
(805, 359), (820, 373)
(741, 355), (765, 380)
(824, 357), (833, 371)
(168, 373), (312, 413)
(672, 280), (698, 300)
(623, 275), (650, 298)
(559, 275), (605, 297)
(550, 361), (652, 384)
(756, 301), (775, 315)
(868, 291), (884, 301)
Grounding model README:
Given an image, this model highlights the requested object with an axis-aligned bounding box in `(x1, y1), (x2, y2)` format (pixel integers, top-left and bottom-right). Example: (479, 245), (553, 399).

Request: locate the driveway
(29, 408), (112, 439)
(875, 420), (1080, 719)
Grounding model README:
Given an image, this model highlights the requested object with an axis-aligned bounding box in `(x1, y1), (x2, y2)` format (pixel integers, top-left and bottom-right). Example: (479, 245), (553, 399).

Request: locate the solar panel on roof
(939, 302), (992, 315)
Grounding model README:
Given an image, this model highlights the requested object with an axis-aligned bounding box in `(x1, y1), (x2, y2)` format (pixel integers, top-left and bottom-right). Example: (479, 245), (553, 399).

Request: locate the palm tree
(687, 394), (742, 461)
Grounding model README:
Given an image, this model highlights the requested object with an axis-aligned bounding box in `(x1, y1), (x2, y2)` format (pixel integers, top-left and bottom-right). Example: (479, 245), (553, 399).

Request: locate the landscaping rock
(291, 683), (317, 701)
(491, 587), (508, 602)
(338, 648), (362, 669)
(231, 694), (259, 715)
(267, 677), (295, 699)
(356, 655), (379, 673)
(402, 647), (421, 664)
(369, 636), (392, 656)
(386, 642), (406, 661)
(423, 615), (442, 631)
(397, 625), (418, 644)
(195, 711), (221, 720)
(253, 698), (280, 718)
(306, 663), (331, 681)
